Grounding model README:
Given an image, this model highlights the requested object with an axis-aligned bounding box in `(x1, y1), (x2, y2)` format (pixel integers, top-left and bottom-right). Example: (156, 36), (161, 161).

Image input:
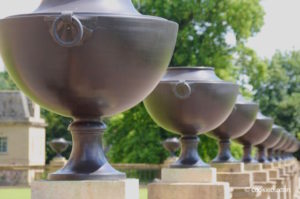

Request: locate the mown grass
(0, 188), (148, 199)
(0, 188), (31, 199)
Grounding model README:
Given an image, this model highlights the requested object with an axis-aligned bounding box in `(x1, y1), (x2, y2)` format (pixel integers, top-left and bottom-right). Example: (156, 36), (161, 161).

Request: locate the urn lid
(34, 0), (141, 15)
(256, 112), (273, 122)
(272, 124), (283, 131)
(271, 125), (284, 137)
(235, 94), (258, 106)
(162, 67), (229, 83)
(50, 138), (70, 144)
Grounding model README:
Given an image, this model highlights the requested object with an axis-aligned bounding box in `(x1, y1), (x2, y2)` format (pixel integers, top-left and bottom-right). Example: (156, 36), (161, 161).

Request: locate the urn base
(48, 120), (125, 181)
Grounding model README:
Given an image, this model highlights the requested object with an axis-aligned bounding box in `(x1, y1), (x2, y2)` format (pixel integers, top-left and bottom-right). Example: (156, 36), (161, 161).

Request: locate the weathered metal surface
(210, 95), (258, 163)
(144, 67), (239, 168)
(235, 112), (273, 163)
(0, 0), (178, 180)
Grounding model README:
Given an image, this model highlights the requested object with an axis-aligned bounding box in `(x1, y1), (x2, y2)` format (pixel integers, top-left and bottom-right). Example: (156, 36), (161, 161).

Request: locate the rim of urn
(258, 124), (284, 148)
(161, 67), (237, 85)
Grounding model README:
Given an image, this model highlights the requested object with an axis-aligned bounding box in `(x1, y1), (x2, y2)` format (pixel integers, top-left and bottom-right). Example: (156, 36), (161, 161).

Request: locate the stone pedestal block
(148, 182), (230, 199)
(263, 163), (274, 170)
(268, 169), (279, 179)
(211, 163), (244, 173)
(32, 179), (139, 199)
(244, 163), (263, 171)
(254, 181), (276, 199)
(217, 172), (253, 187)
(231, 187), (261, 199)
(49, 157), (67, 167)
(163, 157), (178, 166)
(271, 178), (287, 199)
(148, 168), (230, 199)
(252, 171), (269, 182)
(161, 168), (216, 183)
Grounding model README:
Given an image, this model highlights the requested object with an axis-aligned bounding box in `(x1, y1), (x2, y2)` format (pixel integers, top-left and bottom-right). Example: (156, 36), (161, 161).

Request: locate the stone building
(0, 91), (46, 185)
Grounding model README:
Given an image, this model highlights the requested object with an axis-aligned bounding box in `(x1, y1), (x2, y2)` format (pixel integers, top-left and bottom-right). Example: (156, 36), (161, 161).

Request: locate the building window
(0, 137), (7, 153)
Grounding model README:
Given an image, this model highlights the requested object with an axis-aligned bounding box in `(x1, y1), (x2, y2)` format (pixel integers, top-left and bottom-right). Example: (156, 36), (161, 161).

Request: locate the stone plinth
(148, 168), (230, 199)
(273, 162), (282, 168)
(49, 157), (67, 167)
(217, 172), (253, 187)
(148, 182), (230, 199)
(161, 168), (216, 183)
(211, 163), (244, 173)
(32, 179), (139, 199)
(254, 181), (276, 199)
(271, 178), (287, 199)
(268, 169), (279, 179)
(263, 163), (274, 170)
(244, 163), (263, 171)
(252, 171), (269, 182)
(163, 157), (178, 167)
(231, 187), (261, 199)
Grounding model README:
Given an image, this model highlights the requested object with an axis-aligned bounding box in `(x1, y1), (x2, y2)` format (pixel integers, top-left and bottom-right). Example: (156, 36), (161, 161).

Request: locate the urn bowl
(49, 138), (71, 155)
(210, 95), (258, 140)
(236, 112), (273, 146)
(144, 67), (239, 167)
(257, 125), (283, 149)
(144, 67), (239, 136)
(0, 13), (178, 119)
(163, 137), (180, 155)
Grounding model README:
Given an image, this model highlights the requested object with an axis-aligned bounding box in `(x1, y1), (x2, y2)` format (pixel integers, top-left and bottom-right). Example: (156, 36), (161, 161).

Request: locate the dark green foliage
(42, 109), (72, 163)
(254, 51), (300, 136)
(104, 104), (171, 164)
(0, 71), (17, 90)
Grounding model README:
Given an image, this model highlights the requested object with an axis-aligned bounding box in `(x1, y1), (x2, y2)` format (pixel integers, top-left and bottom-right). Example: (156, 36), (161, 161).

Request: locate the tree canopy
(254, 51), (300, 137)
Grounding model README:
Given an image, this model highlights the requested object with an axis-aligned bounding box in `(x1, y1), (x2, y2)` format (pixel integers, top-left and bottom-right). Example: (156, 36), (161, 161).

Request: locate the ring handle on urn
(51, 12), (84, 47)
(173, 81), (192, 99)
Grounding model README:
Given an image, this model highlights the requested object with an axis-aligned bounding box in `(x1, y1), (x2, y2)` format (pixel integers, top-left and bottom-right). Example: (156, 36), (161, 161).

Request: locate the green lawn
(0, 188), (31, 199)
(0, 188), (147, 199)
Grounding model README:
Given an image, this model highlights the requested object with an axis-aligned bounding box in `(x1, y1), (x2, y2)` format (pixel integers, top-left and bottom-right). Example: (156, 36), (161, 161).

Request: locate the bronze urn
(272, 131), (289, 161)
(235, 112), (273, 163)
(49, 138), (71, 158)
(210, 95), (258, 163)
(286, 138), (300, 158)
(256, 125), (283, 163)
(144, 67), (239, 168)
(281, 134), (295, 160)
(163, 137), (180, 158)
(0, 0), (178, 180)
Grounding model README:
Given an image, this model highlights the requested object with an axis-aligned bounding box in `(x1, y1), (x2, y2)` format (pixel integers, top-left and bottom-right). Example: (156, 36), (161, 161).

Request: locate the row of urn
(146, 67), (300, 168)
(0, 0), (298, 180)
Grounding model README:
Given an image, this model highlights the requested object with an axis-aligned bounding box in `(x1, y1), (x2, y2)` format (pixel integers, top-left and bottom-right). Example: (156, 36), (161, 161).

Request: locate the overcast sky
(0, 0), (299, 71)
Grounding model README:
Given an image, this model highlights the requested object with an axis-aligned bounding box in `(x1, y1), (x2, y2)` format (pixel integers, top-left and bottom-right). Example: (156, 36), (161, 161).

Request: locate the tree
(254, 51), (300, 136)
(0, 71), (17, 90)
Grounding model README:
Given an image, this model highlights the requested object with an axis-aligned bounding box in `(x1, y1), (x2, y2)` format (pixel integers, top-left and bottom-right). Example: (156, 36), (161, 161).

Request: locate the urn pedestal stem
(267, 148), (275, 162)
(48, 120), (125, 181)
(274, 150), (282, 161)
(212, 138), (237, 163)
(257, 146), (269, 163)
(171, 135), (209, 168)
(242, 144), (255, 163)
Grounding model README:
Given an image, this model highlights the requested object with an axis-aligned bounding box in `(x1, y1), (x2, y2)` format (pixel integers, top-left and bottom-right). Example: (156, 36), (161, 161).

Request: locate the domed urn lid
(7, 0), (167, 18)
(235, 94), (258, 106)
(163, 67), (231, 83)
(18, 0), (143, 16)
